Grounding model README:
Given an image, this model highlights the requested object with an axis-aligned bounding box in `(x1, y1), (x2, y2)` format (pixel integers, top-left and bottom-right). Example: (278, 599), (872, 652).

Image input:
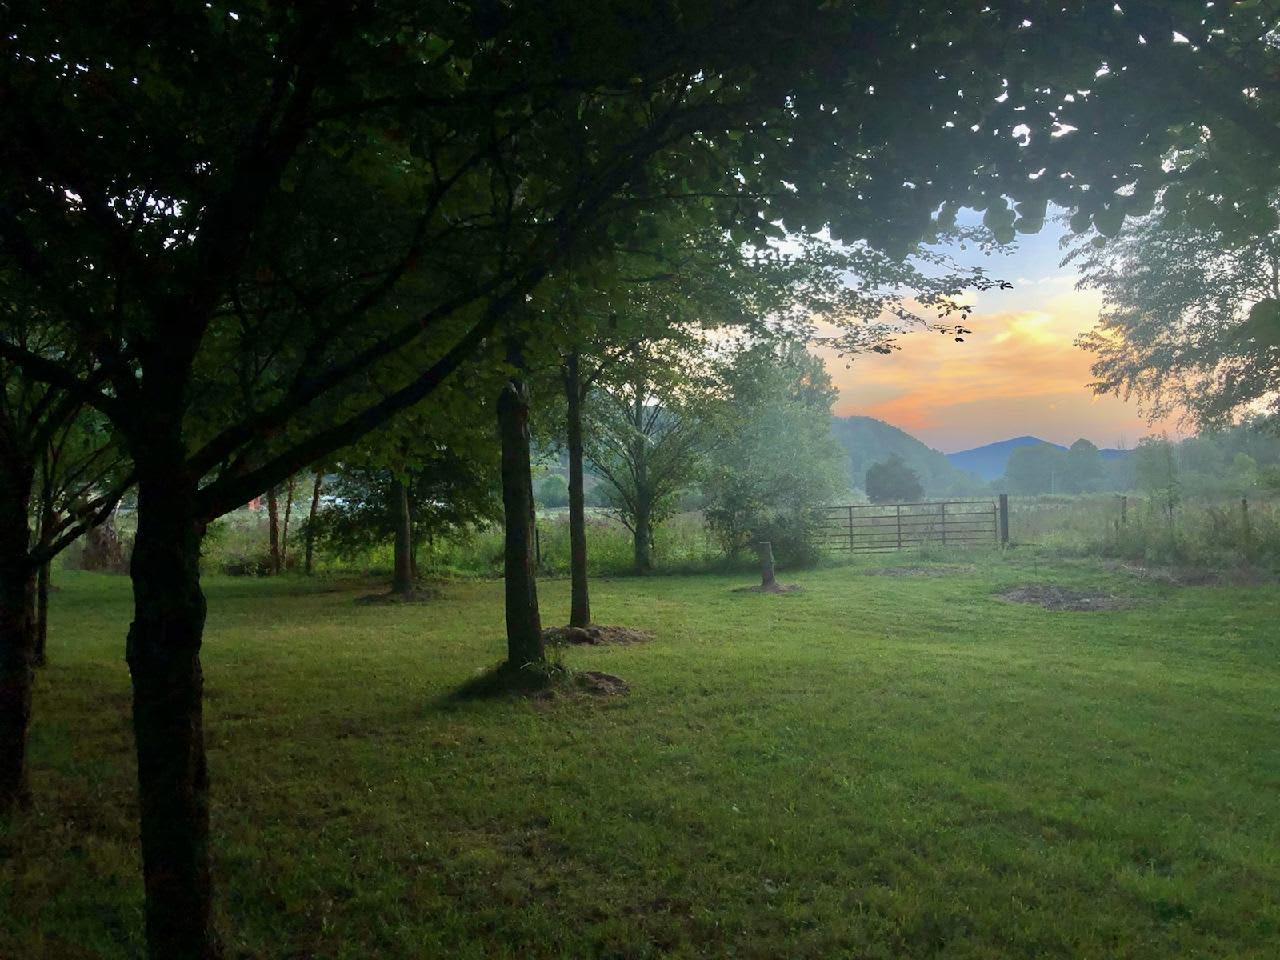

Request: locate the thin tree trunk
(564, 352), (591, 628)
(390, 478), (413, 596)
(304, 470), (323, 575)
(266, 485), (281, 574)
(498, 376), (543, 666)
(34, 560), (49, 669)
(127, 468), (216, 959)
(631, 393), (653, 573)
(0, 453), (34, 811)
(280, 473), (296, 569)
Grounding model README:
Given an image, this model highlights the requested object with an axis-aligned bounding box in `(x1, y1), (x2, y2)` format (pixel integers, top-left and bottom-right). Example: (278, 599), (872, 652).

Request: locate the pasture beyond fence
(819, 497), (1008, 553)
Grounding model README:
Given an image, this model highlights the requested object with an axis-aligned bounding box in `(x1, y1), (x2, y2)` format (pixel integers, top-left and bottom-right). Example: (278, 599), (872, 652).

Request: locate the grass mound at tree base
(542, 624), (653, 646)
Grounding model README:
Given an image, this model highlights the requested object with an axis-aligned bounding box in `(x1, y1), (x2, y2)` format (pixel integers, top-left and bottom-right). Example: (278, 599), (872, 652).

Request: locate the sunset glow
(819, 220), (1177, 452)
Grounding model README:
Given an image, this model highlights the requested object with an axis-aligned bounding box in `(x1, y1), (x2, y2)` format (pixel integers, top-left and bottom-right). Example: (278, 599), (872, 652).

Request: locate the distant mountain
(832, 416), (986, 497)
(946, 436), (1132, 480)
(945, 436), (1063, 481)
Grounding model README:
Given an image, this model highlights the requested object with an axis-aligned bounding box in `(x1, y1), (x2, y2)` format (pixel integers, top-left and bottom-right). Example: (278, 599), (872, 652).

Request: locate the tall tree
(587, 346), (718, 571)
(0, 320), (128, 811)
(703, 341), (847, 563)
(865, 455), (926, 506)
(1072, 199), (1280, 428)
(1063, 439), (1105, 494)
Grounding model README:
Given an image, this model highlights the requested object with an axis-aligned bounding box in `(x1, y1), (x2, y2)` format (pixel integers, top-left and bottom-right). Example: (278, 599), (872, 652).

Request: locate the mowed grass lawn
(2, 557), (1278, 959)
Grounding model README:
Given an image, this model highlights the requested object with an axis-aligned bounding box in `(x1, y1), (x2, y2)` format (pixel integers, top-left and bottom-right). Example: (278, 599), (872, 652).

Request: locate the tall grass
(1007, 493), (1280, 570)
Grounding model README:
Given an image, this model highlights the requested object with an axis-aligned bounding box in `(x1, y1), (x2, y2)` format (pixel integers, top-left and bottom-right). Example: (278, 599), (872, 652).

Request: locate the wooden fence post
(940, 501), (947, 545)
(896, 504), (902, 550)
(998, 494), (1009, 545)
(848, 504), (854, 552)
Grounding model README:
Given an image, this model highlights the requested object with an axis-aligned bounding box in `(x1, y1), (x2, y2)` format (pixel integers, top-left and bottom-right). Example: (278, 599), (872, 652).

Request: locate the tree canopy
(1072, 197), (1280, 428)
(865, 455), (925, 505)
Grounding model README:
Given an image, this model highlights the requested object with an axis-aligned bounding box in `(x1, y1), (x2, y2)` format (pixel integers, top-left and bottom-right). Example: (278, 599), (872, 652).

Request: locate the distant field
(3, 557), (1278, 958)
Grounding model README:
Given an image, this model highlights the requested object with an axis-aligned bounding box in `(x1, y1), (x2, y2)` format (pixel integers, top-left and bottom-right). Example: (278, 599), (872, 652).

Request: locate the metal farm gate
(819, 499), (1006, 553)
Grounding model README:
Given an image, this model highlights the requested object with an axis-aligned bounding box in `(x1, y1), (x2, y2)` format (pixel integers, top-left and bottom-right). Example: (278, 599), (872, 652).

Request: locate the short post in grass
(998, 494), (1009, 546)
(756, 541), (776, 590)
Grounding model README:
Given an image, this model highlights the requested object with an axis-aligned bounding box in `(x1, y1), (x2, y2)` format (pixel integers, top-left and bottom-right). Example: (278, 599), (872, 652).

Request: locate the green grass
(3, 555), (1278, 958)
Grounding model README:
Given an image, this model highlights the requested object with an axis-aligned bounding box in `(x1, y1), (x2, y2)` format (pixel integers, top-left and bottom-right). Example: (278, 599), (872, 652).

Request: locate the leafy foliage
(309, 455), (499, 564)
(702, 343), (847, 566)
(864, 455), (925, 505)
(1071, 197), (1280, 428)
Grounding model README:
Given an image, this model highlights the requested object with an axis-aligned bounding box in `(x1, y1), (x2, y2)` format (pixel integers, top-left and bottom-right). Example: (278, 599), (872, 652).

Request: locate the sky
(815, 213), (1176, 454)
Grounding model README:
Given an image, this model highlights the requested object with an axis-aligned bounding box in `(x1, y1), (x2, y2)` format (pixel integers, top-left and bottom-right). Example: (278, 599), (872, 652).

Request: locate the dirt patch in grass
(732, 582), (803, 594)
(542, 624), (653, 646)
(354, 587), (438, 605)
(1106, 562), (1271, 588)
(863, 565), (977, 577)
(997, 585), (1136, 612)
(572, 671), (630, 696)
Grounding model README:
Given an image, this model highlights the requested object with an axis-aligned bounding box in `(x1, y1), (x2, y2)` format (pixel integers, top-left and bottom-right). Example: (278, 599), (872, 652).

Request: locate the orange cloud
(821, 287), (1175, 451)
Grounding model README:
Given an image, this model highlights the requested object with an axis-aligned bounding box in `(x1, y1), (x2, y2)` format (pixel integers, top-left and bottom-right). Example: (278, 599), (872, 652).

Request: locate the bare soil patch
(354, 587), (438, 605)
(573, 671), (630, 696)
(996, 585), (1136, 612)
(863, 565), (976, 578)
(542, 624), (653, 646)
(732, 582), (803, 594)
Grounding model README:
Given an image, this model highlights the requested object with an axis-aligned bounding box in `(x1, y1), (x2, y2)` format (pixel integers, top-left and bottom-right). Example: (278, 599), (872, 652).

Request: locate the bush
(535, 474), (570, 509)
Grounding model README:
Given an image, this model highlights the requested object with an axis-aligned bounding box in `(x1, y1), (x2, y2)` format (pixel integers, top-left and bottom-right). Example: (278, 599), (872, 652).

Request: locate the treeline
(298, 339), (849, 578)
(996, 424), (1280, 499)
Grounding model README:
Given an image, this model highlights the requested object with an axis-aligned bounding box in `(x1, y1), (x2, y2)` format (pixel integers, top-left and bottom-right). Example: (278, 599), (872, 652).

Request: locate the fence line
(819, 499), (1004, 553)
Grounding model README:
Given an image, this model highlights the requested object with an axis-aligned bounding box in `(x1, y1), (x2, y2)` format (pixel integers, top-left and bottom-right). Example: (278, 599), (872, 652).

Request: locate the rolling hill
(946, 436), (1132, 481)
(831, 416), (986, 497)
(945, 436), (1063, 481)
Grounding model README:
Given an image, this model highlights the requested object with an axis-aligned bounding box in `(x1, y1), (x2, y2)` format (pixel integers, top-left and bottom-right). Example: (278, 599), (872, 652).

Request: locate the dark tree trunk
(633, 505), (653, 572)
(390, 478), (413, 596)
(126, 468), (217, 959)
(266, 485), (281, 574)
(33, 482), (54, 667)
(0, 453), (34, 811)
(34, 560), (49, 668)
(498, 377), (543, 666)
(564, 353), (591, 628)
(304, 470), (323, 575)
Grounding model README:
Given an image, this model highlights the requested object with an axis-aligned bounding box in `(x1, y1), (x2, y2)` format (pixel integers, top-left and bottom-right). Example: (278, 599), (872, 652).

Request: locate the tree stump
(756, 541), (776, 589)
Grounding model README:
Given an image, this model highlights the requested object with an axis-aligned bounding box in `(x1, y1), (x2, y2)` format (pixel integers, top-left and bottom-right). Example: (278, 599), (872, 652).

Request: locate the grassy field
(2, 554), (1278, 958)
